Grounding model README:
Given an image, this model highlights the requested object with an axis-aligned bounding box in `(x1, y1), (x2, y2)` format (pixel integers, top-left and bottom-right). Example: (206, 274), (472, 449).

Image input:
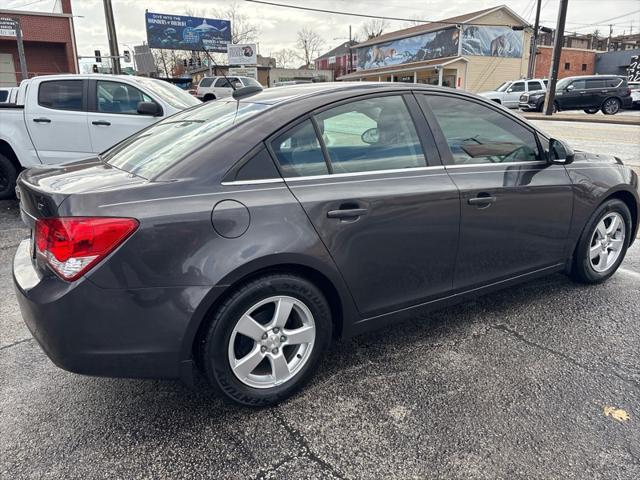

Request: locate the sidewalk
(521, 111), (640, 126)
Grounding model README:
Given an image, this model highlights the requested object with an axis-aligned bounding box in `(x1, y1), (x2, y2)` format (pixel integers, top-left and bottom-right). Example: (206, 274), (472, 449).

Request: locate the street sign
(228, 43), (257, 65)
(229, 67), (258, 80)
(0, 17), (17, 37)
(145, 12), (231, 53)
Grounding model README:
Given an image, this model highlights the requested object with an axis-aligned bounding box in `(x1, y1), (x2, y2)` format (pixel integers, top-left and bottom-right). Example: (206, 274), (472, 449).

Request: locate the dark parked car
(13, 83), (639, 406)
(519, 75), (632, 114)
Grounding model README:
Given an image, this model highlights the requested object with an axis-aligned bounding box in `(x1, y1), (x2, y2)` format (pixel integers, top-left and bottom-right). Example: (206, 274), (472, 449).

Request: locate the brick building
(315, 41), (358, 78)
(0, 0), (78, 87)
(534, 45), (596, 79)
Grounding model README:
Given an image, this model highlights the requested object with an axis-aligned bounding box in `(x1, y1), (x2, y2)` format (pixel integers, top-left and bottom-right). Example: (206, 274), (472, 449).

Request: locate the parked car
(0, 74), (201, 199)
(196, 76), (262, 101)
(629, 81), (640, 109)
(519, 75), (632, 114)
(478, 78), (547, 108)
(14, 83), (639, 406)
(0, 86), (18, 103)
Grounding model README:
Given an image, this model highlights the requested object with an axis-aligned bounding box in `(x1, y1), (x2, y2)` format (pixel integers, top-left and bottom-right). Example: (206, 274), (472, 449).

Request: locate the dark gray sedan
(13, 83), (639, 406)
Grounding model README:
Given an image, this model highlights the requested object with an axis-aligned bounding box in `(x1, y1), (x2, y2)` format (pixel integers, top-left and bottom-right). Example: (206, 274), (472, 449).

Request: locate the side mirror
(506, 88), (513, 93)
(361, 127), (379, 144)
(566, 84), (574, 91)
(549, 138), (575, 165)
(137, 101), (161, 116)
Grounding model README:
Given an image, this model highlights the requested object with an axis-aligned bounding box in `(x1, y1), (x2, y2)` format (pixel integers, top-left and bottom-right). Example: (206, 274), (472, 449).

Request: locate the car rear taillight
(35, 217), (139, 281)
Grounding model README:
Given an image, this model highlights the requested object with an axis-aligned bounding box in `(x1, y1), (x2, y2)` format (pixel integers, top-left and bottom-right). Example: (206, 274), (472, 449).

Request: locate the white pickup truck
(0, 74), (200, 199)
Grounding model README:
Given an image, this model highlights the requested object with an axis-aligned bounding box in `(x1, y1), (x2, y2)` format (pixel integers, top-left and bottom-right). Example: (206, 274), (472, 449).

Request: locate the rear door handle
(468, 195), (496, 206)
(327, 208), (368, 219)
(33, 117), (51, 123)
(92, 120), (111, 126)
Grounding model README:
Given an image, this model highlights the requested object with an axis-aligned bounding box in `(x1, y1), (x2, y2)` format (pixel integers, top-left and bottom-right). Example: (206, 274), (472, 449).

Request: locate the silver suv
(478, 79), (548, 108)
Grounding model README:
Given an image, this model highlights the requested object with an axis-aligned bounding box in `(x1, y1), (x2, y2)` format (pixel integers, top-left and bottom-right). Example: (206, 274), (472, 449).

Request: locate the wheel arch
(605, 189), (638, 246)
(182, 254), (357, 368)
(0, 140), (21, 172)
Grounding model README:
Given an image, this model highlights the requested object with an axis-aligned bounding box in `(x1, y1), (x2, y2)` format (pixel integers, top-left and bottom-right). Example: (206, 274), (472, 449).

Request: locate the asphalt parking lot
(1, 124), (639, 479)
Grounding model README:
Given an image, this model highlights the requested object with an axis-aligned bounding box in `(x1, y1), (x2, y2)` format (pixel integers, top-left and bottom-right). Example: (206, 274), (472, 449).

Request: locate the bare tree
(295, 28), (324, 68)
(272, 48), (298, 69)
(213, 0), (259, 44)
(360, 19), (389, 40)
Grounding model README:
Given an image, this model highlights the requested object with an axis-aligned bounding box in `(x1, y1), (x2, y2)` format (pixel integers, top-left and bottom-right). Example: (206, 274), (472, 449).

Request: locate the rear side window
(0, 90), (7, 102)
(314, 95), (425, 174)
(424, 95), (541, 165)
(233, 148), (280, 182)
(38, 80), (83, 111)
(271, 120), (328, 177)
(199, 77), (215, 87)
(528, 81), (544, 91)
(606, 78), (622, 88)
(586, 79), (605, 89)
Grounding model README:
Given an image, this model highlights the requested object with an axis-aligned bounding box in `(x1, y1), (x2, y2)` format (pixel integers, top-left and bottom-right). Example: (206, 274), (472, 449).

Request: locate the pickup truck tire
(0, 153), (17, 200)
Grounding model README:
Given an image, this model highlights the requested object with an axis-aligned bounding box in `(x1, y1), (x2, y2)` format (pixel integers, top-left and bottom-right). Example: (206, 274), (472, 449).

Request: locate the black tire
(201, 273), (332, 406)
(203, 94), (216, 102)
(570, 199), (632, 284)
(601, 97), (621, 115)
(0, 153), (18, 201)
(553, 101), (559, 113)
(584, 108), (599, 114)
(536, 100), (544, 112)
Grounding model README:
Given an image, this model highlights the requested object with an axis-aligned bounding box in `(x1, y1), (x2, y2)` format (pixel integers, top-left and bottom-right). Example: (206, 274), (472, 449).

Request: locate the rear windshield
(103, 101), (270, 179)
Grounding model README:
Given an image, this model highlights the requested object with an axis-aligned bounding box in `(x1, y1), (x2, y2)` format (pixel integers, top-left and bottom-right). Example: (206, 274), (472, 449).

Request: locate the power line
(9, 0), (48, 9)
(244, 0), (528, 28)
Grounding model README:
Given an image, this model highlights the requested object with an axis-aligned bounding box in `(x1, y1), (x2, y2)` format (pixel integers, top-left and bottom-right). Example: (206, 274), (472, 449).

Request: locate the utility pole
(527, 0), (542, 78)
(103, 0), (121, 74)
(608, 23), (613, 50)
(348, 24), (353, 74)
(543, 0), (569, 116)
(12, 18), (28, 82)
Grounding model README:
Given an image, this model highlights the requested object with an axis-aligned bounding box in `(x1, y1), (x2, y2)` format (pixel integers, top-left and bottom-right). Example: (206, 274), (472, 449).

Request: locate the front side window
(38, 80), (83, 111)
(510, 82), (525, 92)
(97, 81), (153, 114)
(424, 95), (541, 165)
(271, 120), (328, 177)
(314, 95), (425, 174)
(570, 79), (586, 89)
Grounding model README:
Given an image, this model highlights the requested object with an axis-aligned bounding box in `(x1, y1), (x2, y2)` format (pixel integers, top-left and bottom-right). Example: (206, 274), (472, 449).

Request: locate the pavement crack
(0, 337), (32, 351)
(490, 324), (639, 390)
(270, 408), (347, 480)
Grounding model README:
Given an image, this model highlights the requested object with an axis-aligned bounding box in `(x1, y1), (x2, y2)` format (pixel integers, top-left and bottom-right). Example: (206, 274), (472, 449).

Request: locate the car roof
(239, 81), (445, 105)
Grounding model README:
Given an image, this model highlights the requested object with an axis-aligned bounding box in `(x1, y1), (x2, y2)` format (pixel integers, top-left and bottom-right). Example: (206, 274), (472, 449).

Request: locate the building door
(0, 53), (17, 87)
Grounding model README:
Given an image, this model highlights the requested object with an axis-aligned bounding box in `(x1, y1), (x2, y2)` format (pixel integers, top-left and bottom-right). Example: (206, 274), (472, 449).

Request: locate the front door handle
(33, 117), (51, 123)
(327, 208), (368, 219)
(92, 120), (111, 126)
(468, 195), (496, 206)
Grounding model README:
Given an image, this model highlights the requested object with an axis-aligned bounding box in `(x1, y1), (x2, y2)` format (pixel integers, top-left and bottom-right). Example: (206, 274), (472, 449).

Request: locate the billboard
(145, 12), (231, 52)
(628, 55), (640, 82)
(461, 25), (523, 58)
(0, 17), (17, 37)
(228, 43), (257, 65)
(356, 27), (459, 71)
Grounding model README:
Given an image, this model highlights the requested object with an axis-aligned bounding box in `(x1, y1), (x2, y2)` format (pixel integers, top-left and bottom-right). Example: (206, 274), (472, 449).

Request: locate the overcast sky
(6, 0), (640, 61)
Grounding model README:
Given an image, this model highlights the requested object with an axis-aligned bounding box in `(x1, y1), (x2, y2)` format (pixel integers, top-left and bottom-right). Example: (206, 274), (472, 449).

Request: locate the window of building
(38, 80), (83, 111)
(564, 62), (571, 70)
(424, 95), (541, 165)
(581, 63), (588, 71)
(314, 95), (426, 174)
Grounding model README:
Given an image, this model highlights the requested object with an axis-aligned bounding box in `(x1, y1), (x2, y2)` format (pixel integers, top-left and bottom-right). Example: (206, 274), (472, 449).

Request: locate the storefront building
(338, 5), (532, 93)
(0, 0), (78, 87)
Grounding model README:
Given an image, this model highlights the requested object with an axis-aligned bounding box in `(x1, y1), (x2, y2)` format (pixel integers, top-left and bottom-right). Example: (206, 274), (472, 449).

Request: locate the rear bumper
(13, 239), (214, 380)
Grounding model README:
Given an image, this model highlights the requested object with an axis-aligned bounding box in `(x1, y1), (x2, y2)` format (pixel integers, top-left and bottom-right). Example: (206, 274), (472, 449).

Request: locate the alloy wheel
(603, 98), (620, 114)
(589, 212), (625, 273)
(227, 296), (316, 389)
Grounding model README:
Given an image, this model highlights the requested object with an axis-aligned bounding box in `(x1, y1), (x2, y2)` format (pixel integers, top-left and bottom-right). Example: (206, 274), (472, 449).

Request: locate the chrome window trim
(445, 161), (548, 169)
(285, 165), (445, 182)
(221, 178), (285, 186)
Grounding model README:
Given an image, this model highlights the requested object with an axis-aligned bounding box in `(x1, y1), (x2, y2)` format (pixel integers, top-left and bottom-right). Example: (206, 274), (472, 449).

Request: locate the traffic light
(123, 50), (130, 62)
(183, 59), (188, 68)
(94, 50), (101, 63)
(197, 58), (202, 67)
(188, 58), (194, 67)
(92, 64), (99, 73)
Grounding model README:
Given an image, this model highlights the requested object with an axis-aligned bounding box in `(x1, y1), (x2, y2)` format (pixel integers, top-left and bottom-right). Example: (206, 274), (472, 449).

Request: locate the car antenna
(199, 43), (236, 91)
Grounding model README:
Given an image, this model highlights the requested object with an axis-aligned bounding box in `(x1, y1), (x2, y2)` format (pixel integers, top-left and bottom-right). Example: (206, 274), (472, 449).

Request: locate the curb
(521, 113), (640, 126)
